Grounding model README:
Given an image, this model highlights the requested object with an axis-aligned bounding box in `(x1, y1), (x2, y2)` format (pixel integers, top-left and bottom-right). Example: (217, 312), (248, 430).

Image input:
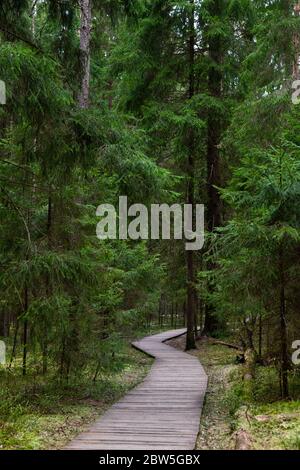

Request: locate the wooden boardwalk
(66, 329), (207, 450)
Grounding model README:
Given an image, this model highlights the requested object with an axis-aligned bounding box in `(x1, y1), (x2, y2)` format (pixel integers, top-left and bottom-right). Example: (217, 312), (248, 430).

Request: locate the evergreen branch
(0, 26), (44, 54)
(0, 175), (50, 193)
(0, 185), (32, 248)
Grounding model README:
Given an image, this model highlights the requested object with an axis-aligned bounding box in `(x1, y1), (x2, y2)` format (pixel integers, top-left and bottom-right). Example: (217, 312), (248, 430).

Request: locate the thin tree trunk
(202, 0), (223, 336)
(60, 336), (66, 378)
(279, 244), (289, 398)
(185, 0), (196, 350)
(22, 287), (28, 376)
(258, 314), (262, 360)
(31, 0), (37, 36)
(293, 2), (300, 79)
(78, 0), (92, 108)
(21, 147), (31, 377)
(158, 296), (162, 327)
(93, 360), (101, 382)
(0, 311), (10, 337)
(43, 194), (52, 375)
(199, 294), (204, 332)
(9, 319), (19, 369)
(0, 312), (4, 337)
(194, 293), (198, 336)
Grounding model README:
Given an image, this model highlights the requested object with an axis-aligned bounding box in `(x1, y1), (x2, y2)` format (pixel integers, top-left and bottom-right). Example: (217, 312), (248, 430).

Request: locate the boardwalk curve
(66, 329), (207, 450)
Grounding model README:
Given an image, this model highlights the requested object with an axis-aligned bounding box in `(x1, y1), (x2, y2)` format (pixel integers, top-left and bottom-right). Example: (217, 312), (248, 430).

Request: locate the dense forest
(0, 0), (300, 451)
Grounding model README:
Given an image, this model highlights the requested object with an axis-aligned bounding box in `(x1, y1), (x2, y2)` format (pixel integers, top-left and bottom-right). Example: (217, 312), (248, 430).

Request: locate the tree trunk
(60, 336), (66, 378)
(199, 293), (204, 332)
(258, 314), (262, 360)
(22, 287), (28, 376)
(293, 2), (300, 79)
(42, 194), (53, 375)
(279, 244), (289, 398)
(244, 348), (256, 381)
(0, 311), (10, 337)
(194, 294), (198, 337)
(158, 295), (162, 327)
(202, 0), (223, 336)
(78, 0), (92, 109)
(185, 0), (196, 351)
(9, 319), (19, 369)
(186, 251), (196, 349)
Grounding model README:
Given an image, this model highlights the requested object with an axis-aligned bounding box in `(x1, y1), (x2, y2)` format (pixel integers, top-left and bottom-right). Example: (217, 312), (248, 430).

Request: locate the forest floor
(0, 343), (153, 450)
(167, 334), (300, 450)
(1, 328), (300, 450)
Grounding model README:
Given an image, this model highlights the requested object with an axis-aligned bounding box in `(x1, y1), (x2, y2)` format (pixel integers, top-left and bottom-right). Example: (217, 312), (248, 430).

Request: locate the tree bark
(0, 311), (10, 337)
(22, 287), (28, 376)
(42, 194), (52, 375)
(279, 244), (289, 398)
(258, 314), (262, 360)
(185, 0), (196, 351)
(9, 319), (19, 369)
(194, 293), (198, 337)
(78, 0), (92, 109)
(202, 0), (223, 336)
(293, 3), (300, 79)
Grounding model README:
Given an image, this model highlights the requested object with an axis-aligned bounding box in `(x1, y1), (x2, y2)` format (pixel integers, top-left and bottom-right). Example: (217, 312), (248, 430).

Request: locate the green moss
(235, 401), (300, 450)
(0, 345), (153, 450)
(169, 335), (300, 450)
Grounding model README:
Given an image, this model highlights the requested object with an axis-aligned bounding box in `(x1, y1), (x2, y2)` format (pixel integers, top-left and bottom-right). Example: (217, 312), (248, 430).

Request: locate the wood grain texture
(66, 329), (207, 450)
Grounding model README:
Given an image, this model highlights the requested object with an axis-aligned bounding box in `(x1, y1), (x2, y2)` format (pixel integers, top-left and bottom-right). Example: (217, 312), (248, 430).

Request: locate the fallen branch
(205, 337), (243, 352)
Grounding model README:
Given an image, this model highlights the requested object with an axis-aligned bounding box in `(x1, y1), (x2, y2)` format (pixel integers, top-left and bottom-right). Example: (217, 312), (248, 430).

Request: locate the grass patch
(234, 401), (300, 450)
(168, 334), (300, 450)
(0, 343), (152, 450)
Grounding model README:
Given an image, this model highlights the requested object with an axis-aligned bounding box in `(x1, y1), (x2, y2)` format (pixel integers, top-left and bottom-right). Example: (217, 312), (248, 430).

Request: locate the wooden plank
(65, 328), (207, 450)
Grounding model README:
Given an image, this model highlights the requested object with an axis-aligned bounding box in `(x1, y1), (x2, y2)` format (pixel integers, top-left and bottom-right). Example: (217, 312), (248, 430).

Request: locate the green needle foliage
(0, 1), (300, 444)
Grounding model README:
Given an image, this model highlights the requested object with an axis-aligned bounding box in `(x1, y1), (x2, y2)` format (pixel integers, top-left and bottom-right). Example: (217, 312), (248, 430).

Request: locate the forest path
(66, 329), (207, 450)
